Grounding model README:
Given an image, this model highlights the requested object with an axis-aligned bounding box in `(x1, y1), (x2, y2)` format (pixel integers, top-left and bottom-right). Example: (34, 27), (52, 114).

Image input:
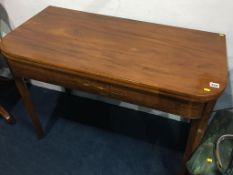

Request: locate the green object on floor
(186, 110), (233, 175)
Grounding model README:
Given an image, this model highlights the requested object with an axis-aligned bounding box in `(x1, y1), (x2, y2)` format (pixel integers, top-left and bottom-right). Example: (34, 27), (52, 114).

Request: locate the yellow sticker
(204, 88), (211, 92)
(207, 158), (213, 163)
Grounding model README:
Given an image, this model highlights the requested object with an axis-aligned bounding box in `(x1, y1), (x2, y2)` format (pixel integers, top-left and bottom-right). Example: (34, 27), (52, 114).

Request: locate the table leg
(14, 77), (44, 138)
(0, 105), (14, 124)
(183, 100), (216, 165)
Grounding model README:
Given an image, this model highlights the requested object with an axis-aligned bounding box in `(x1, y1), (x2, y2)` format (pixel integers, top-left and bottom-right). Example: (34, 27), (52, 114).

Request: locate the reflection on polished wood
(1, 6), (228, 171)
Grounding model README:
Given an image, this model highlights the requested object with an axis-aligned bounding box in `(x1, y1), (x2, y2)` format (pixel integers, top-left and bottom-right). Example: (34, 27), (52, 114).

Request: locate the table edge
(2, 50), (227, 103)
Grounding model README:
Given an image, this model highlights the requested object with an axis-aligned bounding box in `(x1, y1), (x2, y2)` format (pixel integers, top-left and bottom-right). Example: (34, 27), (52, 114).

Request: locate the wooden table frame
(1, 6), (227, 170)
(6, 57), (216, 162)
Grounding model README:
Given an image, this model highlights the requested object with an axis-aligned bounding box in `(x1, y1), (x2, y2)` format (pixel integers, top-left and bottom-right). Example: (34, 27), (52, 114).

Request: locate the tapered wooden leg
(14, 77), (44, 138)
(182, 100), (216, 174)
(0, 105), (14, 124)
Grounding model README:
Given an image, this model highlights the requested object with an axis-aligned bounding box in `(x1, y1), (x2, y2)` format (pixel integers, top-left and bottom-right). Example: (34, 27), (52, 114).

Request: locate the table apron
(8, 59), (205, 119)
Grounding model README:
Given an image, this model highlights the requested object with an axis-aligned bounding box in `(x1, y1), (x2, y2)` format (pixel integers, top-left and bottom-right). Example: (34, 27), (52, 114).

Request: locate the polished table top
(1, 6), (227, 102)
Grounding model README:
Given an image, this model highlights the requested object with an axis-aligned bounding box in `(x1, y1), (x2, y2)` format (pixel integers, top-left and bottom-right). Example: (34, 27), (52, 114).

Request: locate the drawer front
(8, 60), (110, 96)
(8, 60), (204, 119)
(110, 85), (204, 119)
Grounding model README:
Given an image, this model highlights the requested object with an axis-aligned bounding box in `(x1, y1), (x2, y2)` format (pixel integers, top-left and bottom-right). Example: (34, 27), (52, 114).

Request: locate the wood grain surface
(1, 6), (227, 102)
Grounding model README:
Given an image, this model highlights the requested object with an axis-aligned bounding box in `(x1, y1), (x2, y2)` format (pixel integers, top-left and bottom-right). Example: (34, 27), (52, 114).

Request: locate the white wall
(1, 0), (233, 117)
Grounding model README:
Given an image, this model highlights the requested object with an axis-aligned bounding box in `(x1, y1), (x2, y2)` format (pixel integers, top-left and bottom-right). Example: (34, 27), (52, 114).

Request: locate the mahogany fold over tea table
(1, 6), (227, 164)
